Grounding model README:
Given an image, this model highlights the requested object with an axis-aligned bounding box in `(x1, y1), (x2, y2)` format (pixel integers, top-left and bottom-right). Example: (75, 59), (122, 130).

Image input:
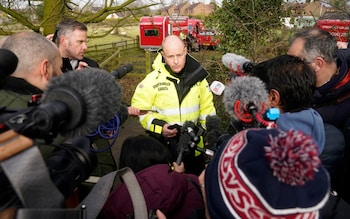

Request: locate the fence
(85, 37), (157, 74)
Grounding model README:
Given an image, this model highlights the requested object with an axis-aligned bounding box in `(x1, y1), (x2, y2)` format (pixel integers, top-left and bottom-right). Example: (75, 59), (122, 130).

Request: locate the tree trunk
(41, 0), (65, 35)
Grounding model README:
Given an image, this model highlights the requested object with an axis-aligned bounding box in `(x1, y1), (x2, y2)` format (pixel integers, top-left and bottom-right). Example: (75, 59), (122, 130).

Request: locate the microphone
(222, 53), (254, 76)
(206, 115), (221, 132)
(4, 68), (123, 138)
(223, 76), (268, 125)
(204, 115), (222, 150)
(176, 121), (199, 165)
(0, 49), (18, 76)
(182, 121), (199, 144)
(210, 81), (225, 96)
(111, 64), (133, 79)
(117, 104), (129, 125)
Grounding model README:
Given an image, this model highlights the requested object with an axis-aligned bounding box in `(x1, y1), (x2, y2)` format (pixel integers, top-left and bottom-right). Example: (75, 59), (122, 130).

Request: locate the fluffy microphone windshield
(223, 76), (268, 122)
(41, 68), (123, 137)
(222, 53), (250, 72)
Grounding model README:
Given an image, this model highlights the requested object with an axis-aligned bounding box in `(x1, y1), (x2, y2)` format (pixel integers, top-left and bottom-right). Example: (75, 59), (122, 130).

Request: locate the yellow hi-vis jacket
(131, 53), (216, 136)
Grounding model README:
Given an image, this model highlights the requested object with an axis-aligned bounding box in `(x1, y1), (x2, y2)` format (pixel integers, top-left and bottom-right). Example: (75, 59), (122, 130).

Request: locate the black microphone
(4, 68), (123, 138)
(111, 64), (133, 79)
(182, 121), (199, 144)
(204, 115), (222, 150)
(206, 115), (221, 132)
(176, 121), (199, 165)
(0, 48), (18, 77)
(117, 104), (129, 125)
(222, 53), (254, 76)
(223, 75), (268, 125)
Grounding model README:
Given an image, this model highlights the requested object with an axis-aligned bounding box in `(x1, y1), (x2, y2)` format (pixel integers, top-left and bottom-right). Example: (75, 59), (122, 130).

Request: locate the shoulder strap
(15, 167), (149, 219)
(0, 130), (65, 209)
(0, 130), (148, 219)
(79, 167), (148, 219)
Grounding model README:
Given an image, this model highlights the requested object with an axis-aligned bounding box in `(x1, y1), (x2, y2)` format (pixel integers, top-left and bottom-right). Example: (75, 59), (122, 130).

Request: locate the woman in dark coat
(100, 135), (205, 219)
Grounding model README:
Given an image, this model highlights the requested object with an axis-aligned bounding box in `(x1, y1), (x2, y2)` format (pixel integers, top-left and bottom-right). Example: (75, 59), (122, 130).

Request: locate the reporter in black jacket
(52, 18), (99, 73)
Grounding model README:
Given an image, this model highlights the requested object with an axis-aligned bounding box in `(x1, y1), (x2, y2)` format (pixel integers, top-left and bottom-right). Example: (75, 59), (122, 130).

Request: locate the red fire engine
(169, 15), (189, 36)
(187, 18), (204, 37)
(139, 16), (172, 51)
(139, 15), (219, 51)
(197, 29), (220, 50)
(315, 12), (350, 43)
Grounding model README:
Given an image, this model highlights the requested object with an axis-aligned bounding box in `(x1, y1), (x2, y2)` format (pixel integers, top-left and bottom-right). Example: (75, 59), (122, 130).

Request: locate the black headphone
(52, 26), (59, 43)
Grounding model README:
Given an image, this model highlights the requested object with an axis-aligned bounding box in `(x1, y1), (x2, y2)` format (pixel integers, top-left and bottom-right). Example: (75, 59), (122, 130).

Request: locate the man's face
(287, 38), (306, 61)
(162, 45), (187, 73)
(288, 37), (322, 75)
(64, 29), (87, 60)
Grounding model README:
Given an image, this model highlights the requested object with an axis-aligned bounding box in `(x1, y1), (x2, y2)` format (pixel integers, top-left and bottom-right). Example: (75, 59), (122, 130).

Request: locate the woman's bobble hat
(205, 128), (329, 219)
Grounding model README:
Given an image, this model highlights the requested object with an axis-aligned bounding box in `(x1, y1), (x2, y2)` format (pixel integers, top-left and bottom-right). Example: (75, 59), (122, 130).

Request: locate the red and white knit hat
(205, 128), (330, 219)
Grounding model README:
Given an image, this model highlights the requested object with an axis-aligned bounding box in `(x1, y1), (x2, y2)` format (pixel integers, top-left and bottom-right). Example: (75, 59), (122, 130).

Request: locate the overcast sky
(77, 0), (316, 8)
(78, 0), (221, 7)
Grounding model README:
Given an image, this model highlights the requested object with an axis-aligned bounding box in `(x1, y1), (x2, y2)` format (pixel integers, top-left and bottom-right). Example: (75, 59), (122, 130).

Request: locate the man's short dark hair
(53, 19), (87, 45)
(289, 28), (338, 64)
(250, 54), (316, 112)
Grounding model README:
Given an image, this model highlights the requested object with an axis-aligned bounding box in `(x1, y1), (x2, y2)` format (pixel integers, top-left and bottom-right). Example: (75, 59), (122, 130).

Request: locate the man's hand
(77, 61), (89, 70)
(128, 106), (140, 116)
(172, 161), (185, 173)
(162, 124), (178, 138)
(46, 33), (54, 41)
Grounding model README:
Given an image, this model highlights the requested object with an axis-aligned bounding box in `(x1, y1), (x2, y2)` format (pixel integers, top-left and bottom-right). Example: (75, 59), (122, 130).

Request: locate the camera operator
(0, 31), (63, 159)
(0, 31), (67, 217)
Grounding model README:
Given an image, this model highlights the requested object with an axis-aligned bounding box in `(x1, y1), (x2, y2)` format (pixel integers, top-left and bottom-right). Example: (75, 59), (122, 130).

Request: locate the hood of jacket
(276, 108), (325, 153)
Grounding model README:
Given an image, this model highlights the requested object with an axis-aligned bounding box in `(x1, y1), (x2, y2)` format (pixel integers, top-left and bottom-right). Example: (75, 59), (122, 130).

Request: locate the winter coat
(131, 53), (216, 135)
(312, 55), (350, 130)
(101, 164), (205, 219)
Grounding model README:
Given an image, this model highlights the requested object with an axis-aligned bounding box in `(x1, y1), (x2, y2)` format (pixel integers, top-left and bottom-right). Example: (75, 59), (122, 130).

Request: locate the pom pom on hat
(265, 129), (320, 186)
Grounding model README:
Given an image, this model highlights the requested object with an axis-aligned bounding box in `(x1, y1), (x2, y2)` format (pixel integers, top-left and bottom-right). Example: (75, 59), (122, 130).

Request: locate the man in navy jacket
(288, 27), (350, 204)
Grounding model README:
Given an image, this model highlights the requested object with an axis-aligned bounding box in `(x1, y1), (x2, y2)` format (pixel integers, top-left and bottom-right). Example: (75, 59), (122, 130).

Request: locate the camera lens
(46, 136), (97, 198)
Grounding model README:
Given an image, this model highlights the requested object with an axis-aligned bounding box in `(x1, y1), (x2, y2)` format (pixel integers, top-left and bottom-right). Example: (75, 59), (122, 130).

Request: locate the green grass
(87, 25), (139, 46)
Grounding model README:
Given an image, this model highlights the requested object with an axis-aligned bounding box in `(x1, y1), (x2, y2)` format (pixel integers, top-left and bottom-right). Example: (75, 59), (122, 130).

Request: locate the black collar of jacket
(166, 54), (208, 82)
(61, 57), (99, 73)
(2, 76), (43, 95)
(62, 57), (73, 73)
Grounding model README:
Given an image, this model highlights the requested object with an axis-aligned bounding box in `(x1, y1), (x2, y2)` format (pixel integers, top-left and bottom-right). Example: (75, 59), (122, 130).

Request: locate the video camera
(0, 103), (98, 205)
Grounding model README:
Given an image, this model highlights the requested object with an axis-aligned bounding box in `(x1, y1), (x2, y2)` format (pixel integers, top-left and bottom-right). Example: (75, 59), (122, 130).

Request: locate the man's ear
(311, 56), (324, 73)
(160, 50), (166, 63)
(269, 89), (280, 108)
(60, 35), (67, 47)
(40, 59), (50, 80)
